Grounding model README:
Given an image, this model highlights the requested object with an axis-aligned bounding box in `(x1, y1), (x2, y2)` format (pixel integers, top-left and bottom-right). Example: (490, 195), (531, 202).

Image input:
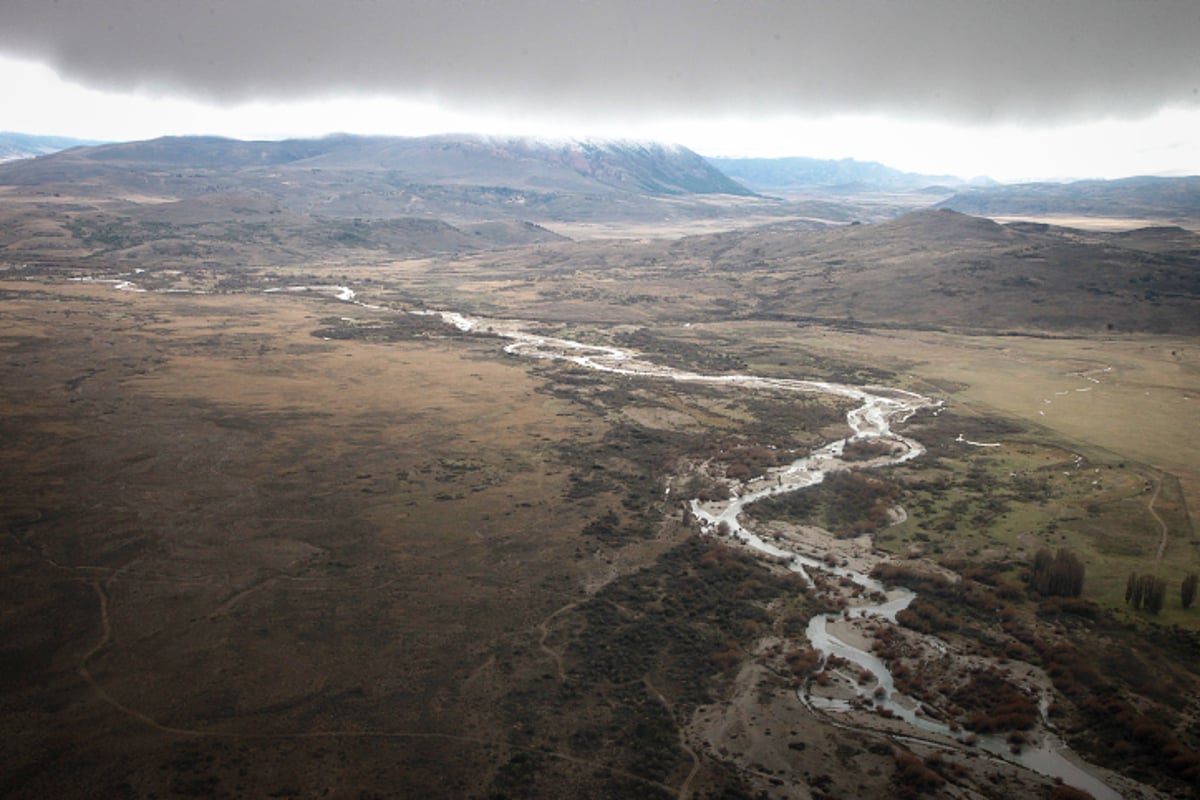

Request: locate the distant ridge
(704, 155), (983, 193)
(937, 175), (1200, 223)
(0, 133), (754, 196)
(0, 132), (104, 163)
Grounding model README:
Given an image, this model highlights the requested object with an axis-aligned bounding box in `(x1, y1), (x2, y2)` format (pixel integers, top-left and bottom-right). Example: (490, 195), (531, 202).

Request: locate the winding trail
(1148, 476), (1170, 567)
(536, 601), (579, 682)
(644, 677), (702, 800)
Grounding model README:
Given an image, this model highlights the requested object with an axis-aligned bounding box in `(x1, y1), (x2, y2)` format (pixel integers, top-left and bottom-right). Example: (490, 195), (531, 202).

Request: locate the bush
(892, 750), (946, 797)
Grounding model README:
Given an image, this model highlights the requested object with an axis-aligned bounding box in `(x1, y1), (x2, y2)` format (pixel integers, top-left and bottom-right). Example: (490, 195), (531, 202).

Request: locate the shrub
(892, 750), (946, 797)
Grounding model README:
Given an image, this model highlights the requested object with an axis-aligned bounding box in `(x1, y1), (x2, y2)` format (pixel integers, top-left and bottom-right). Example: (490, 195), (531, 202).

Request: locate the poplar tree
(1182, 573), (1197, 610)
(1028, 547), (1084, 597)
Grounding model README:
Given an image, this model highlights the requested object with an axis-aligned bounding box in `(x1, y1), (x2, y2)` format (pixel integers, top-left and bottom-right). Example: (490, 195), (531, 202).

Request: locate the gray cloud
(1, 0), (1198, 125)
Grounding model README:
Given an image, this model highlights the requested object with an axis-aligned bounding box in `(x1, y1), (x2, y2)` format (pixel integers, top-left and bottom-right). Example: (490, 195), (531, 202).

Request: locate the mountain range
(705, 155), (980, 193)
(0, 132), (103, 163)
(0, 134), (769, 223)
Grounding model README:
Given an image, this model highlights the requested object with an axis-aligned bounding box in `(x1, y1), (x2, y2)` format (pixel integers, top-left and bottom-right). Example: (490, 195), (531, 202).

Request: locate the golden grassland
(771, 325), (1200, 513)
(989, 214), (1200, 232)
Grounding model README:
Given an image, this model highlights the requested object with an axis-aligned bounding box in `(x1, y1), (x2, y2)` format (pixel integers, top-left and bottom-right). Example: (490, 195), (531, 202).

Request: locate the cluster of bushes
(841, 438), (898, 462)
(749, 471), (900, 536)
(783, 646), (822, 677)
(557, 422), (686, 524)
(948, 669), (1038, 733)
(1032, 638), (1200, 788)
(875, 563), (1055, 670)
(613, 328), (748, 374)
(895, 600), (958, 634)
(680, 473), (731, 503)
(874, 552), (1200, 793)
(311, 313), (462, 343)
(891, 750), (946, 797)
(581, 509), (653, 546)
(569, 539), (807, 704)
(719, 444), (788, 482)
(737, 392), (849, 443)
(489, 539), (810, 797)
(872, 564), (1006, 623)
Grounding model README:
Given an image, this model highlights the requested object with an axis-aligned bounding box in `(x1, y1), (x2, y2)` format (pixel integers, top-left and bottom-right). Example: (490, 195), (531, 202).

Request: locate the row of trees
(1126, 573), (1168, 613)
(1125, 572), (1197, 613)
(1028, 547), (1085, 597)
(1024, 543), (1199, 614)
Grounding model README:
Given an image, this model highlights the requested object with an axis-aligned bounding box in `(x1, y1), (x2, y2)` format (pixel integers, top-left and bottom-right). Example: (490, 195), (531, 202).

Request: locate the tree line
(1125, 572), (1197, 614)
(1028, 547), (1085, 598)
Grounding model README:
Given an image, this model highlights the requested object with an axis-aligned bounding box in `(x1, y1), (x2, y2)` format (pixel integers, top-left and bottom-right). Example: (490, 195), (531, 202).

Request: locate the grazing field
(770, 325), (1200, 518)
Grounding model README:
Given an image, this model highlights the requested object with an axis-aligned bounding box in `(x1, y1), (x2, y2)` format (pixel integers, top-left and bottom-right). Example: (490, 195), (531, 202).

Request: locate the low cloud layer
(2, 1), (1198, 126)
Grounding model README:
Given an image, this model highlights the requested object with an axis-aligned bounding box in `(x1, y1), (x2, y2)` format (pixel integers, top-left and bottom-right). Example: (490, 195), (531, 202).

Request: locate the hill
(437, 209), (1200, 334)
(0, 191), (570, 269)
(937, 175), (1200, 226)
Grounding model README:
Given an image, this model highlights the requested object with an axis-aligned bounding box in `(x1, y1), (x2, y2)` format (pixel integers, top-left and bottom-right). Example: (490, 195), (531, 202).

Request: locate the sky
(1, 1), (1198, 182)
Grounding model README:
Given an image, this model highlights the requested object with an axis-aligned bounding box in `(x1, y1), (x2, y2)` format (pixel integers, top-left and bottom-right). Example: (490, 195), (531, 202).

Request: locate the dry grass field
(0, 279), (666, 797)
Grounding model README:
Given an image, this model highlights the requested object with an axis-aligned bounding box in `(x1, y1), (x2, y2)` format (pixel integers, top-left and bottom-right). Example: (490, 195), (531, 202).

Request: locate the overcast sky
(1, 1), (1198, 180)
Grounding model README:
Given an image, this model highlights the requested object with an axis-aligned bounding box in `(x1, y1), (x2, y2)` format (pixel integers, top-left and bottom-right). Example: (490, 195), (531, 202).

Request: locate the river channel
(415, 305), (1124, 800)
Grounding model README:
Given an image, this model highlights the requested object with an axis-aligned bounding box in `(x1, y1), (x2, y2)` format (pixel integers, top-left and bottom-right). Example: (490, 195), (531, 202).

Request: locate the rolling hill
(937, 175), (1200, 225)
(438, 208), (1200, 334)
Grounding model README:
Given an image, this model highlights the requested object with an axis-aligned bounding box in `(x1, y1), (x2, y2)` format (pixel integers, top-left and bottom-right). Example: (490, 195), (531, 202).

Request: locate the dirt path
(1148, 475), (1170, 567)
(644, 677), (701, 800)
(536, 600), (579, 681)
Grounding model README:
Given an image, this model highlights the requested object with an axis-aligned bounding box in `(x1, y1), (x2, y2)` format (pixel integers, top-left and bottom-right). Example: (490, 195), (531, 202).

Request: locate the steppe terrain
(2, 137), (1198, 799)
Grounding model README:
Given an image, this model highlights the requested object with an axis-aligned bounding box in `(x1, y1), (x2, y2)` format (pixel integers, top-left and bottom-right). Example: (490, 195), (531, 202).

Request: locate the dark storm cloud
(1, 0), (1197, 123)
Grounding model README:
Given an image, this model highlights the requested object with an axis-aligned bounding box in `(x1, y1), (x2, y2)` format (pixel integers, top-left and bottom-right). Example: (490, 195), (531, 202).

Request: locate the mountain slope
(0, 134), (757, 223)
